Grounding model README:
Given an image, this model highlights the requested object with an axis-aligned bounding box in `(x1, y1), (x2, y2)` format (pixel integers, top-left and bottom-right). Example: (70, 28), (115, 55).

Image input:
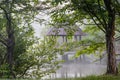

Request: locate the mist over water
(54, 63), (106, 78)
(48, 54), (107, 79)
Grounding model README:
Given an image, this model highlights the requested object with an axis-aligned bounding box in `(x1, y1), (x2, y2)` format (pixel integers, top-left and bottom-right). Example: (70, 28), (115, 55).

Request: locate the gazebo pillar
(62, 36), (68, 43)
(79, 36), (81, 41)
(65, 36), (67, 42)
(62, 36), (65, 42)
(74, 35), (77, 41)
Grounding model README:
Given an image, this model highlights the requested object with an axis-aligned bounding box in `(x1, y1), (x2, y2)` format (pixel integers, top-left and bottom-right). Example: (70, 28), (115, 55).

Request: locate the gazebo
(74, 28), (86, 41)
(46, 27), (86, 42)
(46, 27), (86, 63)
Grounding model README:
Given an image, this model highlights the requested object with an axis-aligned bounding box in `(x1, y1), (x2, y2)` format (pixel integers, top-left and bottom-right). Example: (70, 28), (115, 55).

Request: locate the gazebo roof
(47, 28), (67, 36)
(46, 27), (86, 36)
(74, 28), (86, 36)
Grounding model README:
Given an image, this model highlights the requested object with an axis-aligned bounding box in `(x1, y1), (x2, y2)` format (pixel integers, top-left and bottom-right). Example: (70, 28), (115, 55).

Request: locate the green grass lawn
(52, 75), (120, 80)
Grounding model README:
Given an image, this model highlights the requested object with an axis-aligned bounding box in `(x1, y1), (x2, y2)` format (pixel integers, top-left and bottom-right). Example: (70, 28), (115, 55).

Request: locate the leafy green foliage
(76, 42), (105, 57)
(0, 19), (62, 78)
(0, 0), (62, 78)
(19, 38), (62, 78)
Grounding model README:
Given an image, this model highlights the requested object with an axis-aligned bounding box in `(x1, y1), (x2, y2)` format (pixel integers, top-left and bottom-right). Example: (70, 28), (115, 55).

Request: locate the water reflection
(52, 63), (106, 78)
(49, 53), (107, 79)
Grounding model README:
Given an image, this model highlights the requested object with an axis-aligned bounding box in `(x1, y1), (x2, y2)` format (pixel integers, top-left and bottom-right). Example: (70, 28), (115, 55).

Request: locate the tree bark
(6, 12), (16, 78)
(104, 0), (118, 74)
(2, 4), (16, 78)
(106, 29), (118, 75)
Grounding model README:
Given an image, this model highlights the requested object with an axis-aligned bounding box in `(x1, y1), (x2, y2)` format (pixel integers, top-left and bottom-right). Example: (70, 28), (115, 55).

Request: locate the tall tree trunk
(4, 6), (16, 78)
(103, 0), (118, 75)
(6, 14), (15, 78)
(105, 6), (117, 75)
(106, 28), (118, 75)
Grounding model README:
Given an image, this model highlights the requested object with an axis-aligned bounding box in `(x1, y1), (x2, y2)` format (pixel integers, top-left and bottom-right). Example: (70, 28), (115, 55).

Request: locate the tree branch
(97, 0), (107, 28)
(79, 20), (102, 25)
(83, 1), (106, 33)
(0, 39), (7, 46)
(0, 34), (7, 46)
(115, 0), (120, 16)
(19, 63), (35, 78)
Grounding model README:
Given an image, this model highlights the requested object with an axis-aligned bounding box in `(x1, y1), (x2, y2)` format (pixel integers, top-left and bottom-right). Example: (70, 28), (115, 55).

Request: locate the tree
(0, 0), (38, 78)
(0, 0), (62, 78)
(21, 37), (62, 78)
(0, 25), (62, 78)
(50, 0), (120, 75)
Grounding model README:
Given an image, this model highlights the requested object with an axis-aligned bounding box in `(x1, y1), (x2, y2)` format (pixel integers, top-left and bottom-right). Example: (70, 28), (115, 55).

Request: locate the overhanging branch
(0, 39), (7, 46)
(97, 0), (107, 28)
(0, 34), (7, 46)
(83, 1), (106, 33)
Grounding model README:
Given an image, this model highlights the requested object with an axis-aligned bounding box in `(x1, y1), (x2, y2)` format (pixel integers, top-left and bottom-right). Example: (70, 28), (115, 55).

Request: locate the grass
(0, 75), (120, 80)
(51, 75), (120, 80)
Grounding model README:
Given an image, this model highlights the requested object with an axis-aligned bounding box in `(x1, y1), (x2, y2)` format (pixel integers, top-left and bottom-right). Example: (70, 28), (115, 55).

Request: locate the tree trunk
(103, 0), (118, 75)
(105, 7), (118, 75)
(106, 31), (118, 75)
(6, 26), (15, 78)
(5, 8), (16, 78)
